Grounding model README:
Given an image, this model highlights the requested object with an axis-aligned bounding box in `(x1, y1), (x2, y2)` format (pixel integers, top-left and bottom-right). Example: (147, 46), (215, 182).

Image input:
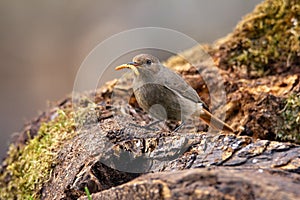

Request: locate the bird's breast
(133, 83), (199, 121)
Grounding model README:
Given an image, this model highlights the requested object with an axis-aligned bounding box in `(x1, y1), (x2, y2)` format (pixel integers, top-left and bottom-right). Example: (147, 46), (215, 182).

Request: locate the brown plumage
(116, 54), (234, 132)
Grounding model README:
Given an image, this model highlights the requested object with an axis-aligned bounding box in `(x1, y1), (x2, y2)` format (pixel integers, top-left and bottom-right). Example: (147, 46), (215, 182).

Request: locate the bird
(115, 54), (234, 132)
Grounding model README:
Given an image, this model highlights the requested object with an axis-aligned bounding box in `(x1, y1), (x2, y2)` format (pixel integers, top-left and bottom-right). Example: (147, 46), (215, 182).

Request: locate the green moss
(276, 93), (300, 143)
(220, 0), (300, 77)
(0, 109), (77, 200)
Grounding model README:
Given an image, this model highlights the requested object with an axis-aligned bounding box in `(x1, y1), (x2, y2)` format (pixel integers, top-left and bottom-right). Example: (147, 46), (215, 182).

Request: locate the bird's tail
(199, 109), (234, 132)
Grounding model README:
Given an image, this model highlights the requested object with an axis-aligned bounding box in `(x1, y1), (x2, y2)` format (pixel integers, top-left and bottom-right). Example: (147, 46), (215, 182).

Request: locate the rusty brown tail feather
(199, 109), (234, 133)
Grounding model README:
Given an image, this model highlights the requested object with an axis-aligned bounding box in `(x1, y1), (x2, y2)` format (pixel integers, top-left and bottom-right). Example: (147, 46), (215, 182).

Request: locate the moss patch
(216, 0), (300, 78)
(0, 109), (77, 199)
(276, 93), (300, 142)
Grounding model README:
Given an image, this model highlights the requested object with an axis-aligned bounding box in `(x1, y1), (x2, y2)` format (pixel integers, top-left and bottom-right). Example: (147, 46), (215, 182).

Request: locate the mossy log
(1, 0), (300, 199)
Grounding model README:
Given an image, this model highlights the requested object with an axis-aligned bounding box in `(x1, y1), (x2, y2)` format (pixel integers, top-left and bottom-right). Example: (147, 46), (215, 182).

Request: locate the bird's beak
(115, 62), (140, 76)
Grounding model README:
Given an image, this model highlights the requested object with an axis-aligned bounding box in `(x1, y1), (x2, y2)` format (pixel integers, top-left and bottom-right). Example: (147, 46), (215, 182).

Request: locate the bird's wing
(158, 66), (210, 111)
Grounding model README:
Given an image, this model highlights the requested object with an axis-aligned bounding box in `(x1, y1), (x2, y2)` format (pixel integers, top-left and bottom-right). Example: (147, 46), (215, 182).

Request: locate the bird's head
(115, 54), (160, 76)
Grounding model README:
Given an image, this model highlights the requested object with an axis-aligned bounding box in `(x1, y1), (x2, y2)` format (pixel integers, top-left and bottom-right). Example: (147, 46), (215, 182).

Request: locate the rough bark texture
(1, 0), (300, 199)
(78, 168), (300, 200)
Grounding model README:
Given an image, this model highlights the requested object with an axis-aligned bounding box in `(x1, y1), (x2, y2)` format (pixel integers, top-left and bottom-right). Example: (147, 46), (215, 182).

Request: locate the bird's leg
(172, 121), (185, 132)
(146, 120), (163, 129)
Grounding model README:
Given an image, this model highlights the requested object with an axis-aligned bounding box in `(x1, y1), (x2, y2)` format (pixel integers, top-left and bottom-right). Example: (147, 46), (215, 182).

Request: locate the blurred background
(0, 0), (262, 159)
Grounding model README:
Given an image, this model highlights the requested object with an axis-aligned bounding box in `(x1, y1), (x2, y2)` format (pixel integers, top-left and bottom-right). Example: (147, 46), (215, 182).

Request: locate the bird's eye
(146, 59), (152, 65)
